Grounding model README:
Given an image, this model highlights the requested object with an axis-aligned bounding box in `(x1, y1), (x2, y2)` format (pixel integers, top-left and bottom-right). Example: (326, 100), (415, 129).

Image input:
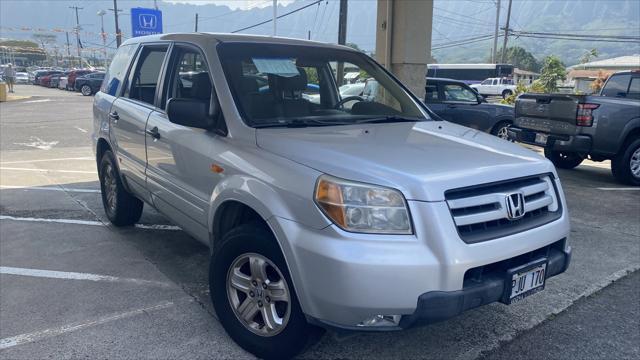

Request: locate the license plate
(535, 133), (548, 145)
(504, 260), (547, 304)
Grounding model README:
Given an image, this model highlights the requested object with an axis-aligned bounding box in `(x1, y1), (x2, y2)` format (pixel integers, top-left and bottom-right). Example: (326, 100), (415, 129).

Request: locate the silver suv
(93, 34), (571, 359)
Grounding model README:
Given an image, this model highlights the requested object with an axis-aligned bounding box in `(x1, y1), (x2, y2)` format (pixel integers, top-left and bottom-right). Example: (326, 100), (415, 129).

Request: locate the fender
(617, 117), (640, 154)
(207, 173), (331, 248)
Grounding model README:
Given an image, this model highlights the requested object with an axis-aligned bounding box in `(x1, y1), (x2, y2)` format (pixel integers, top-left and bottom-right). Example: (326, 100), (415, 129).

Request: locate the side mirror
(166, 98), (217, 130)
(478, 94), (487, 103)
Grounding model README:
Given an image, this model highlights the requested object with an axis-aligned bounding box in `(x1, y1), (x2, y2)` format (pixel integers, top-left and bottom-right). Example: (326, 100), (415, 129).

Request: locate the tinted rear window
(601, 74), (631, 97)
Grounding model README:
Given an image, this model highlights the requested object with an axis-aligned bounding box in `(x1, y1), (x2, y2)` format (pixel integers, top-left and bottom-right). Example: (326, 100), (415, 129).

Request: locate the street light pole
(98, 10), (107, 67)
(272, 0), (277, 36)
(492, 0), (501, 63)
(500, 0), (513, 64)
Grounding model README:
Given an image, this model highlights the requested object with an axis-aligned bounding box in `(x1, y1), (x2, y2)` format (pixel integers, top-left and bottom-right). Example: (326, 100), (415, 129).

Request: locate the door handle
(146, 126), (161, 140)
(108, 111), (119, 123)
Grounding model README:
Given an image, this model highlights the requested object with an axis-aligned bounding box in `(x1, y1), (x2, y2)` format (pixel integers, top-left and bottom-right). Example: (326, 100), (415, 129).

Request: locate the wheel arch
(617, 119), (640, 155)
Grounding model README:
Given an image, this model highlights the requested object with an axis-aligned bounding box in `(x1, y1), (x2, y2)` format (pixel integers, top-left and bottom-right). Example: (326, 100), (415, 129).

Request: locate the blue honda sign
(131, 8), (163, 37)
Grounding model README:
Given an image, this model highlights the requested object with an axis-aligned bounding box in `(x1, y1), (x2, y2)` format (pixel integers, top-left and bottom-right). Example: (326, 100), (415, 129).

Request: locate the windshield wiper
(253, 119), (352, 128)
(355, 115), (426, 124)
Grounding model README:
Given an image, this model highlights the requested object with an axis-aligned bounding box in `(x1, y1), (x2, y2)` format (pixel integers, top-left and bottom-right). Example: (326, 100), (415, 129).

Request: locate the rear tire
(210, 223), (322, 360)
(611, 137), (640, 186)
(544, 149), (584, 169)
(81, 84), (93, 96)
(502, 90), (513, 99)
(491, 121), (512, 141)
(98, 150), (143, 226)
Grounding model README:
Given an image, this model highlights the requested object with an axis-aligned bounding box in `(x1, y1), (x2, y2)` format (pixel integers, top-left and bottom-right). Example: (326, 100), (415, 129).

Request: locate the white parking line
(0, 301), (174, 350)
(0, 167), (96, 174)
(0, 215), (181, 231)
(74, 126), (88, 133)
(0, 266), (173, 288)
(0, 185), (100, 193)
(22, 98), (52, 104)
(597, 187), (640, 191)
(0, 157), (94, 165)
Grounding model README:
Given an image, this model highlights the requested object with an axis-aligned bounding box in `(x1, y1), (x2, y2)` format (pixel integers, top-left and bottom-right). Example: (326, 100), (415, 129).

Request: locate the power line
(231, 0), (322, 34)
(513, 30), (640, 40)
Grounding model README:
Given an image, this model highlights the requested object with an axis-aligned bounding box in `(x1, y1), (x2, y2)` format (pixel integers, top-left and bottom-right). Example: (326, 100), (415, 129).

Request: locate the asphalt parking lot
(1, 85), (638, 359)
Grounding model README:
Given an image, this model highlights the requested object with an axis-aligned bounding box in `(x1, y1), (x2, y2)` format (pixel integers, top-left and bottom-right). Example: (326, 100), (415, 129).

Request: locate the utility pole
(272, 0), (277, 36)
(154, 0), (159, 10)
(195, 13), (199, 32)
(500, 0), (513, 64)
(336, 0), (348, 85)
(69, 6), (83, 67)
(65, 31), (71, 57)
(111, 0), (122, 47)
(492, 0), (501, 63)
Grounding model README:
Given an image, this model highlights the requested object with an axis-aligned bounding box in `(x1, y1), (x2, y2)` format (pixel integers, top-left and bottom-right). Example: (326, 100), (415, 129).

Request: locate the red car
(38, 71), (62, 87)
(67, 70), (94, 91)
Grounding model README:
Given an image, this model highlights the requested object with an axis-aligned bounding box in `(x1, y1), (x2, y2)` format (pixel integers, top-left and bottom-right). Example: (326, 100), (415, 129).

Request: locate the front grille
(445, 174), (562, 244)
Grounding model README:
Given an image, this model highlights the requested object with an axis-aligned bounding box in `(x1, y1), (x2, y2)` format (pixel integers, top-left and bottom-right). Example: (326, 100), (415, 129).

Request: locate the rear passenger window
(601, 74), (631, 97)
(425, 84), (439, 101)
(101, 44), (136, 96)
(125, 46), (168, 105)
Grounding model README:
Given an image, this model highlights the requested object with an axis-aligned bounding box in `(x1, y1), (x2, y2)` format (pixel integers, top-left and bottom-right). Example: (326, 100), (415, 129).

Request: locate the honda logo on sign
(139, 14), (157, 29)
(505, 192), (526, 220)
(131, 8), (163, 37)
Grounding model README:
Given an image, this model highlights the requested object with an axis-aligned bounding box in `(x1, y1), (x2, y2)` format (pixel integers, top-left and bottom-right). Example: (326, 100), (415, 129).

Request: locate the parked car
(15, 72), (30, 84)
(470, 77), (517, 99)
(67, 69), (94, 91)
(425, 78), (515, 139)
(49, 73), (62, 88)
(509, 70), (640, 185)
(33, 70), (57, 85)
(75, 72), (105, 95)
(58, 75), (69, 90)
(94, 34), (571, 359)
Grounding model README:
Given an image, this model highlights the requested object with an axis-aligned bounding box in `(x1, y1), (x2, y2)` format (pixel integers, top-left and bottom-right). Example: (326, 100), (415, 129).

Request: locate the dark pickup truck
(509, 70), (640, 185)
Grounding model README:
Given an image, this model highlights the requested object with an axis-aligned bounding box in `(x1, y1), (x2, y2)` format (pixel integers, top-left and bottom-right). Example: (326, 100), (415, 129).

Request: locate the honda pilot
(93, 33), (571, 359)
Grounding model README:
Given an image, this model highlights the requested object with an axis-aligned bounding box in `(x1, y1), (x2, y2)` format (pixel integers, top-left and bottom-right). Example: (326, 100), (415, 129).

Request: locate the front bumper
(508, 127), (592, 153)
(268, 187), (571, 331)
(399, 243), (570, 329)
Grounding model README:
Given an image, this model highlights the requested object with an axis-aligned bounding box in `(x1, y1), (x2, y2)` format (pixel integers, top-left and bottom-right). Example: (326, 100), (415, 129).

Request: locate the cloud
(163, 0), (295, 11)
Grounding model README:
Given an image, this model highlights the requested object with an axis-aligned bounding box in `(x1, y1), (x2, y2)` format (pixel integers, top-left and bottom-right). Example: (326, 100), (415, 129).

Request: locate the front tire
(544, 149), (584, 169)
(210, 223), (321, 360)
(611, 137), (640, 186)
(99, 150), (143, 226)
(81, 84), (93, 96)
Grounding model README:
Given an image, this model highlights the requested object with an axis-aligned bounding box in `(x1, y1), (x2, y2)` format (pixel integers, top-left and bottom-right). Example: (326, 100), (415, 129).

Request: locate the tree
(537, 55), (566, 93)
(589, 70), (610, 93)
(580, 48), (598, 64)
(489, 46), (540, 72)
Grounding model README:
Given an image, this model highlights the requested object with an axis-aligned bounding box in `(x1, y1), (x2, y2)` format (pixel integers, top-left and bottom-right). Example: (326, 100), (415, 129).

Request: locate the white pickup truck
(471, 77), (517, 99)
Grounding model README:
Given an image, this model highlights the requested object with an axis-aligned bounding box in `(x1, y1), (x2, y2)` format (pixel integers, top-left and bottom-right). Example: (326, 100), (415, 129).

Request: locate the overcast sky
(165, 0), (295, 10)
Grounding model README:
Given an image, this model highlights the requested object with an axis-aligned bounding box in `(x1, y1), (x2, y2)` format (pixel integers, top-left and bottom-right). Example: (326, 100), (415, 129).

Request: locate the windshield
(218, 43), (427, 128)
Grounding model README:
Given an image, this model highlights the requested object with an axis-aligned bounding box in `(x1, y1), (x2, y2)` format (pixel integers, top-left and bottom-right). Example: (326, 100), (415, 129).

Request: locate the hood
(256, 121), (555, 201)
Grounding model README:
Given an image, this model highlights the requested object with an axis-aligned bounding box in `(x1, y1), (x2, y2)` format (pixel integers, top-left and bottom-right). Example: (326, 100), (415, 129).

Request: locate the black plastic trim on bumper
(508, 127), (591, 153)
(307, 245), (571, 333)
(398, 246), (571, 329)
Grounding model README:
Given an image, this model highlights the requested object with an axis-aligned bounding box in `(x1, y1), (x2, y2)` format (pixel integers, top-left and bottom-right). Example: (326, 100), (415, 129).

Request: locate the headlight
(314, 175), (412, 234)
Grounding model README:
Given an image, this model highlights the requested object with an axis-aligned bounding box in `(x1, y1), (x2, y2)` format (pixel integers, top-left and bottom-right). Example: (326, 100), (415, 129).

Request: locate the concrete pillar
(375, 0), (433, 99)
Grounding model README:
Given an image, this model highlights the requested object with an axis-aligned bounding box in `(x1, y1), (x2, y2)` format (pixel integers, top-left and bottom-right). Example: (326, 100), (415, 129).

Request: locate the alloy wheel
(81, 85), (92, 96)
(631, 146), (640, 178)
(102, 163), (118, 214)
(497, 125), (510, 140)
(226, 253), (291, 337)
